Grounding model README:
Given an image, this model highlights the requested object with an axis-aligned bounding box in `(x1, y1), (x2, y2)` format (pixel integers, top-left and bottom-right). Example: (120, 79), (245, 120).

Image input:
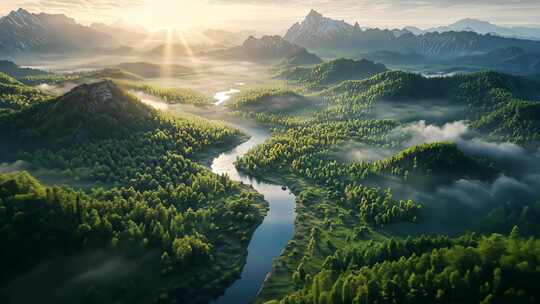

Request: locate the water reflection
(214, 89), (240, 106)
(211, 122), (296, 304)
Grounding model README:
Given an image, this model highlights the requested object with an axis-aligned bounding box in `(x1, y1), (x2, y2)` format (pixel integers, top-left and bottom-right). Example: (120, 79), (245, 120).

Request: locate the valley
(1, 4), (540, 304)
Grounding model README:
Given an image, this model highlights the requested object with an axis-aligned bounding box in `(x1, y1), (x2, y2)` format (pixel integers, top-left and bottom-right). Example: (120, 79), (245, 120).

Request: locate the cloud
(2, 0), (539, 34)
(336, 142), (397, 162)
(399, 120), (469, 147)
(457, 139), (540, 176)
(436, 175), (536, 210)
(211, 0), (540, 28)
(212, 0), (540, 9)
(0, 160), (31, 174)
(18, 0), (144, 10)
(0, 0), (146, 18)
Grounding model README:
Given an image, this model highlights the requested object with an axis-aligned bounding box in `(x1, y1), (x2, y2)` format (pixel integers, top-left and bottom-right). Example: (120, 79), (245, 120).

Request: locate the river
(150, 87), (296, 303)
(208, 97), (296, 303)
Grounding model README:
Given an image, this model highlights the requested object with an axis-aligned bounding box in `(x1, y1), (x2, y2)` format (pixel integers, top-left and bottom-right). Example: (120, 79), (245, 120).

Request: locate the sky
(1, 0), (540, 33)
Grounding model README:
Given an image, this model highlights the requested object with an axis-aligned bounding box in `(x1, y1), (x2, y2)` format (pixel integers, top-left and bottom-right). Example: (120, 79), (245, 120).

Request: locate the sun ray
(159, 28), (174, 78)
(133, 30), (163, 53)
(191, 30), (217, 46)
(177, 30), (201, 72)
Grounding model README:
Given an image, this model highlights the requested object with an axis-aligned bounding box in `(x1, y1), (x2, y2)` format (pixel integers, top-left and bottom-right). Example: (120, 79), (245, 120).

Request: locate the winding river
(208, 93), (297, 303)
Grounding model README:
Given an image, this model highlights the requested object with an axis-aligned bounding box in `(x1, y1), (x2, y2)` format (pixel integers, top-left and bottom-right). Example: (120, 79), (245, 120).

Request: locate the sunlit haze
(1, 0), (540, 32)
(1, 0), (540, 303)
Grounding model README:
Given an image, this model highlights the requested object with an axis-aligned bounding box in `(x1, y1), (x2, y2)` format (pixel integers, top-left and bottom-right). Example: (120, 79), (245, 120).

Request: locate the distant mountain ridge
(457, 47), (540, 73)
(278, 58), (387, 88)
(284, 10), (540, 58)
(206, 35), (307, 61)
(0, 8), (117, 54)
(280, 49), (323, 66)
(0, 60), (48, 78)
(90, 22), (147, 46)
(424, 18), (540, 41)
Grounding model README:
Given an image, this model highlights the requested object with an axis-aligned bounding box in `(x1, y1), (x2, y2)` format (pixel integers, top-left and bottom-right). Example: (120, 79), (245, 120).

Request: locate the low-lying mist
(380, 120), (540, 235)
(37, 82), (79, 95)
(397, 120), (469, 147)
(331, 119), (540, 235)
(332, 142), (398, 162)
(5, 249), (160, 304)
(0, 160), (30, 174)
(24, 54), (274, 96)
(130, 91), (169, 110)
(0, 160), (98, 189)
(368, 99), (467, 124)
(332, 120), (469, 163)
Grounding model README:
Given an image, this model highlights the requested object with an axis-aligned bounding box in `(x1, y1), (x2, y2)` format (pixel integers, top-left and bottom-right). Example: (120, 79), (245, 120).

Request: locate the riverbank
(204, 116), (297, 304)
(131, 85), (300, 304)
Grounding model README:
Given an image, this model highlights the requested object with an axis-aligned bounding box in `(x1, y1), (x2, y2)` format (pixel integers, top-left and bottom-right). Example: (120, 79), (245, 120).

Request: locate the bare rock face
(0, 8), (116, 54)
(0, 80), (157, 149)
(284, 9), (354, 43)
(283, 10), (540, 58)
(59, 80), (123, 114)
(241, 35), (305, 59)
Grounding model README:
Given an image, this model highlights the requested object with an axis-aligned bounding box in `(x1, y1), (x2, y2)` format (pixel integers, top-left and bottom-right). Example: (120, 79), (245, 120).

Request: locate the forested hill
(0, 78), (266, 303)
(230, 88), (312, 114)
(0, 166), (264, 303)
(371, 142), (498, 181)
(0, 80), (159, 150)
(0, 60), (48, 79)
(0, 72), (23, 86)
(271, 232), (540, 304)
(280, 49), (323, 67)
(321, 70), (540, 103)
(319, 70), (540, 146)
(0, 72), (51, 115)
(228, 67), (540, 303)
(279, 58), (388, 89)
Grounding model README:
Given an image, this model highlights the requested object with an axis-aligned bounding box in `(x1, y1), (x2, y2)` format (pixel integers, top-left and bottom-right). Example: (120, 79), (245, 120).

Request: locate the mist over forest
(0, 3), (540, 304)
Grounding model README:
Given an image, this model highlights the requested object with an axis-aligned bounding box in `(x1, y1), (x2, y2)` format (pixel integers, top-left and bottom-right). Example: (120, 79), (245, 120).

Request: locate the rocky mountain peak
(1, 8), (42, 28)
(284, 10), (355, 44)
(0, 8), (116, 54)
(65, 80), (116, 103)
(9, 8), (33, 18)
(306, 9), (323, 22)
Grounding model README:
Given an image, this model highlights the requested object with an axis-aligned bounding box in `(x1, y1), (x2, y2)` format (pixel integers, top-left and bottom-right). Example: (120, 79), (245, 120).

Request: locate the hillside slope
(279, 58), (387, 88)
(0, 80), (157, 149)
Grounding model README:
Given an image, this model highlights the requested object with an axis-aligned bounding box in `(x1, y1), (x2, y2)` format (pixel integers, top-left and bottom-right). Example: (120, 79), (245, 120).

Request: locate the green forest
(0, 80), (265, 303)
(0, 49), (539, 304)
(223, 67), (540, 303)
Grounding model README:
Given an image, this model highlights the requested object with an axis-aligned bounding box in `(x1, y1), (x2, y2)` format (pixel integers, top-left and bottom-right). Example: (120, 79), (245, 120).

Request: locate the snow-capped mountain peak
(284, 9), (355, 42)
(1, 8), (43, 29)
(0, 8), (116, 54)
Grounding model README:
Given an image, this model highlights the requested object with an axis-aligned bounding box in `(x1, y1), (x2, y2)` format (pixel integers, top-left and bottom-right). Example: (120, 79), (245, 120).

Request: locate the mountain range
(0, 8), (116, 54)
(284, 10), (540, 58)
(205, 35), (308, 61)
(2, 7), (540, 61)
(456, 47), (540, 73)
(90, 21), (147, 46)
(0, 8), (257, 55)
(423, 18), (540, 41)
